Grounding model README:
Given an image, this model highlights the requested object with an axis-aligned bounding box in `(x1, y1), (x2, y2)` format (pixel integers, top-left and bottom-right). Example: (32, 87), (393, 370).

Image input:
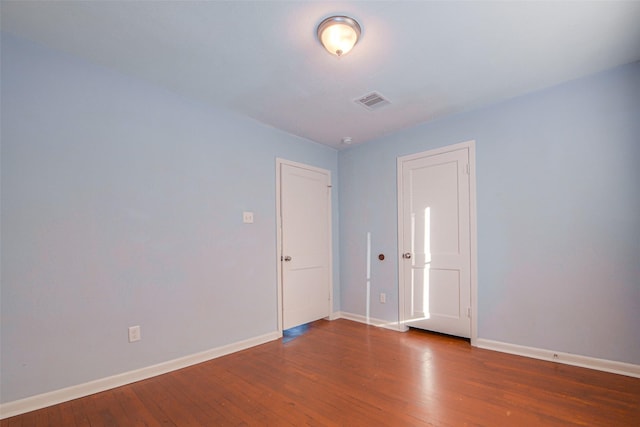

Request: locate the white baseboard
(476, 338), (640, 378)
(334, 313), (639, 378)
(0, 330), (282, 420)
(333, 311), (408, 332)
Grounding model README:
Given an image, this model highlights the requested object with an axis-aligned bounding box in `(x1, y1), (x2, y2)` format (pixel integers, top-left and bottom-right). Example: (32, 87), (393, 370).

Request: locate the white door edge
(396, 141), (478, 345)
(275, 158), (333, 333)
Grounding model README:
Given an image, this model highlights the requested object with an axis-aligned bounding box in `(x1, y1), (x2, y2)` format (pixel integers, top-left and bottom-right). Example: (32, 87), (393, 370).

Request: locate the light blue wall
(0, 34), (339, 402)
(339, 61), (640, 365)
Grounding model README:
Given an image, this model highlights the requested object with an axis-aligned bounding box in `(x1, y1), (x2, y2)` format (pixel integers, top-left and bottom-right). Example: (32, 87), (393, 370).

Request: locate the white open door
(398, 142), (477, 339)
(277, 159), (332, 331)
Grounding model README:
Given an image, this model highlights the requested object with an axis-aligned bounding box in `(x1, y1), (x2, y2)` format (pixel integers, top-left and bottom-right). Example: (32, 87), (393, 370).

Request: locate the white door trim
(397, 140), (478, 345)
(275, 158), (333, 333)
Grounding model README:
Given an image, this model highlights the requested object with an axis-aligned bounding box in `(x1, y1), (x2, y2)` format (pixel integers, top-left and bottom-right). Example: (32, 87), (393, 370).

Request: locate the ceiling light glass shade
(317, 16), (361, 57)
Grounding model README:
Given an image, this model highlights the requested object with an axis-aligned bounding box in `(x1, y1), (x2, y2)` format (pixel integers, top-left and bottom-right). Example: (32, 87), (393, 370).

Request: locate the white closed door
(398, 145), (473, 338)
(278, 161), (331, 330)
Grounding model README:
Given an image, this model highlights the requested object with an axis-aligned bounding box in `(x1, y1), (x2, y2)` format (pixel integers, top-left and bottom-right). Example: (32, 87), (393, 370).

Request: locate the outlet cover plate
(128, 325), (141, 342)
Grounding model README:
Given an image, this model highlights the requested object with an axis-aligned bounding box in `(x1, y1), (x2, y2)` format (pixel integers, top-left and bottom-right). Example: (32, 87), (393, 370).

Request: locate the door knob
(283, 256), (292, 262)
(402, 252), (412, 259)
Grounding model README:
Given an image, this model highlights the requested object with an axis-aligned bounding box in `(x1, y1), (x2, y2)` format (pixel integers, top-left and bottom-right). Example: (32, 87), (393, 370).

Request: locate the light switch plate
(243, 211), (254, 223)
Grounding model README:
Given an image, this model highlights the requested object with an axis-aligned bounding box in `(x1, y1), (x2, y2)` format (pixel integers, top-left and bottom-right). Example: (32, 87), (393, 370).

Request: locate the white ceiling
(2, 1), (640, 149)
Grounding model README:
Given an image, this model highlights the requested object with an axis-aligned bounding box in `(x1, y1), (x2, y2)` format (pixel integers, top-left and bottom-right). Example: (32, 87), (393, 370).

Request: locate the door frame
(397, 140), (478, 345)
(275, 158), (333, 334)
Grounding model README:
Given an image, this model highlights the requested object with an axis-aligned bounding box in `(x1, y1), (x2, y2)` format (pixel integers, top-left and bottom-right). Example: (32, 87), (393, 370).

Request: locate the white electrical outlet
(128, 325), (141, 343)
(243, 211), (254, 223)
(380, 293), (386, 303)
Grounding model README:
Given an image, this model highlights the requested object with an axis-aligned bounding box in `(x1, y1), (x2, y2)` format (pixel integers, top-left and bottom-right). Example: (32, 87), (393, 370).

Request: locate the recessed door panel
(429, 269), (460, 318)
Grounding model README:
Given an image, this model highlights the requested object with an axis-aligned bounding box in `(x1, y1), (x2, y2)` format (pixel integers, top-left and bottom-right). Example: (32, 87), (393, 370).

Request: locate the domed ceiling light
(317, 16), (361, 57)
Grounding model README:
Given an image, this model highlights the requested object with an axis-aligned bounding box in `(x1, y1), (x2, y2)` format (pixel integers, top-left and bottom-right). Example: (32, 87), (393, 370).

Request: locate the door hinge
(467, 307), (471, 318)
(465, 164), (470, 175)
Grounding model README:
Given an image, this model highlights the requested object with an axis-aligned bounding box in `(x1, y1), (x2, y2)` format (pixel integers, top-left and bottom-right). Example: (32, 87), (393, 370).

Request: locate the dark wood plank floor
(2, 319), (639, 426)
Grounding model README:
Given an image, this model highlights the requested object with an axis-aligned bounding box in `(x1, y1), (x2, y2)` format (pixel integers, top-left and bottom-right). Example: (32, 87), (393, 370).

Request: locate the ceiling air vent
(355, 92), (391, 111)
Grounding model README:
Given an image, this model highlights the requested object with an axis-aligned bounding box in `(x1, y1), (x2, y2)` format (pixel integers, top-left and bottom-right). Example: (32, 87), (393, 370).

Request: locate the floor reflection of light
(282, 323), (310, 343)
(419, 347), (437, 413)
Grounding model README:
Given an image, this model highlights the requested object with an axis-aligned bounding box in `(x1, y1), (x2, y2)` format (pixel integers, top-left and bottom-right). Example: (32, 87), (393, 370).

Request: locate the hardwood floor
(2, 319), (639, 426)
